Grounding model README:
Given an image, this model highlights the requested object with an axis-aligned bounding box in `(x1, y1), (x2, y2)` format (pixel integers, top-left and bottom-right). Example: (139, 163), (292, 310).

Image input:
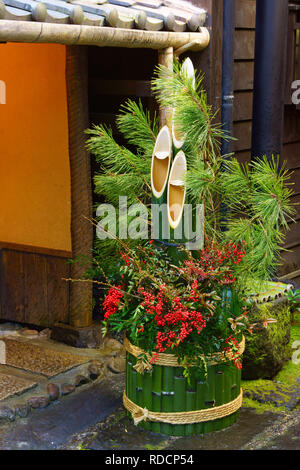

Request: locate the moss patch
(242, 313), (300, 414)
(242, 298), (291, 380)
(274, 312), (300, 386)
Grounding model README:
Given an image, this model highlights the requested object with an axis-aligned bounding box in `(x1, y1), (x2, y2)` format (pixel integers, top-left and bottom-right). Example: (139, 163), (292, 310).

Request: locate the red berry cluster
(182, 242), (246, 286)
(136, 286), (207, 353)
(103, 286), (124, 320)
(155, 297), (206, 353)
(137, 285), (166, 316)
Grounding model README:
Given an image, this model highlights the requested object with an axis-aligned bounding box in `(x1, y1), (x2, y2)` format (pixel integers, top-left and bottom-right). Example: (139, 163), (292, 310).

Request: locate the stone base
(51, 322), (103, 349)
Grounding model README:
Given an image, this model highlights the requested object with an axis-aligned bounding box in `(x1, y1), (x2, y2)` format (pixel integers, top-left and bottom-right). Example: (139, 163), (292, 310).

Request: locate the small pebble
(107, 356), (126, 374)
(20, 328), (39, 337)
(15, 403), (30, 418)
(0, 405), (15, 422)
(47, 383), (60, 401)
(61, 384), (75, 396)
(27, 396), (50, 409)
(88, 361), (104, 380)
(74, 375), (90, 387)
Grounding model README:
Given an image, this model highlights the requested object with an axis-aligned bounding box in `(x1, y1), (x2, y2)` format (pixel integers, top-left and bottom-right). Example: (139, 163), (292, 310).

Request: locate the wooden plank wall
(233, 0), (300, 284)
(0, 245), (70, 327)
(233, 0), (255, 164)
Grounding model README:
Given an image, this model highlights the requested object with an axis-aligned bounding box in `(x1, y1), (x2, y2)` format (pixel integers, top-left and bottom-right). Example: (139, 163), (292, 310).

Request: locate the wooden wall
(0, 244), (70, 327)
(233, 0), (255, 164)
(231, 0), (300, 284)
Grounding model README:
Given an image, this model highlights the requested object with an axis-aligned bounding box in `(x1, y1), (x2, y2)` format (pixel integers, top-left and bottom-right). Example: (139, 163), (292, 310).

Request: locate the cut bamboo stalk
(172, 108), (185, 150)
(173, 374), (186, 436)
(172, 57), (196, 148)
(151, 125), (172, 200)
(167, 150), (187, 230)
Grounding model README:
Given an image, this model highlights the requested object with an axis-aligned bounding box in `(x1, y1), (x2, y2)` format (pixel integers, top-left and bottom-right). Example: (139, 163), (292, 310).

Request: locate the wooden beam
(66, 45), (93, 328)
(0, 241), (71, 259)
(0, 20), (210, 51)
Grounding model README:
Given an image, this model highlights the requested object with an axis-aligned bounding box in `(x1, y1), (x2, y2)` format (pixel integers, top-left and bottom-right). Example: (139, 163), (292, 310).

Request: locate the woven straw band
(124, 335), (245, 373)
(123, 389), (243, 426)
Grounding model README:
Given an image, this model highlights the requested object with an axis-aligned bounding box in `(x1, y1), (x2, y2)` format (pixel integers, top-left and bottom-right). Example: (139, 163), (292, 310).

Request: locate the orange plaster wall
(0, 43), (71, 252)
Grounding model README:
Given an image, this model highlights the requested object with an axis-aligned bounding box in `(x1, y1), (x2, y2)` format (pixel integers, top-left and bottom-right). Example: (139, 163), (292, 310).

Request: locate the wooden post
(189, 0), (224, 114)
(158, 46), (173, 130)
(66, 45), (93, 328)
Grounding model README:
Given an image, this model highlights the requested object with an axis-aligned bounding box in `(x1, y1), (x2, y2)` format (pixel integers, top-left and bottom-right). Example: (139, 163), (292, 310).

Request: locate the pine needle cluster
(85, 100), (159, 265)
(86, 59), (295, 285)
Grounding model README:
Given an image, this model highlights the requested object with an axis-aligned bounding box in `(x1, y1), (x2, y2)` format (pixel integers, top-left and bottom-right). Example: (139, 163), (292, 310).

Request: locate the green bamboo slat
(151, 365), (162, 434)
(173, 374), (186, 436)
(161, 366), (175, 435)
(152, 193), (168, 243)
(136, 370), (143, 408)
(222, 366), (233, 430)
(185, 389), (196, 435)
(203, 364), (216, 434)
(131, 370), (137, 404)
(195, 380), (206, 434)
(126, 356), (132, 401)
(230, 367), (237, 427)
(142, 371), (153, 431)
(214, 368), (225, 431)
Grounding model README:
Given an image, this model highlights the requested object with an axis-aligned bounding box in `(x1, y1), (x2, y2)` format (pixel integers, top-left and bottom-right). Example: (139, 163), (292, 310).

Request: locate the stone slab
(0, 379), (122, 450)
(61, 406), (280, 451)
(51, 322), (103, 349)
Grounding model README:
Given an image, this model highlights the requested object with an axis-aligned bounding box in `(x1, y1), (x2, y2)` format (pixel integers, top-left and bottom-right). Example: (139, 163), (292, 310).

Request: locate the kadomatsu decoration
(84, 58), (295, 436)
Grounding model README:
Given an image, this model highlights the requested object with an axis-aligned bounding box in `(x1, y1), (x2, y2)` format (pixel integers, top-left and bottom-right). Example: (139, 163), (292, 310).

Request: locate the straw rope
(124, 335), (245, 372)
(123, 389), (243, 425)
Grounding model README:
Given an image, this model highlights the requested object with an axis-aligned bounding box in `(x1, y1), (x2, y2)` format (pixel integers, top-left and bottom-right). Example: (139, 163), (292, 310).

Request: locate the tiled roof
(0, 0), (207, 32)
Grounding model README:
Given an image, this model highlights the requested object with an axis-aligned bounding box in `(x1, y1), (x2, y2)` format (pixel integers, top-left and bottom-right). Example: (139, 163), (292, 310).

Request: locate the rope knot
(133, 358), (153, 374)
(132, 407), (149, 426)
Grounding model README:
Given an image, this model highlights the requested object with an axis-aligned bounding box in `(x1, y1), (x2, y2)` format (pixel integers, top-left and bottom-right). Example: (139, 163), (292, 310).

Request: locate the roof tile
(0, 0), (207, 32)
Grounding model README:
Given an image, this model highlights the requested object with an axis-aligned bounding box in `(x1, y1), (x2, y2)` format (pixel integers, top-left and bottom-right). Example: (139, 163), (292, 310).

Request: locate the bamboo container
(125, 349), (242, 436)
